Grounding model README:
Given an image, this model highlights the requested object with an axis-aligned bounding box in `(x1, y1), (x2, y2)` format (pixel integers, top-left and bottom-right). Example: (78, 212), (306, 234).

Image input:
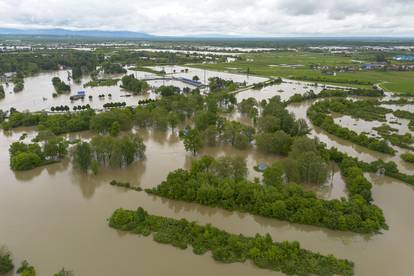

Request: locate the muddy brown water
(1, 69), (414, 275)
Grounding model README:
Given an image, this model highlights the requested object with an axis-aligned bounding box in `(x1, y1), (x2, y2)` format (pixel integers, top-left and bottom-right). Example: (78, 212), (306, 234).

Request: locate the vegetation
(131, 66), (165, 75)
(109, 207), (354, 276)
(393, 110), (414, 131)
(401, 152), (414, 163)
(53, 268), (73, 276)
(308, 99), (395, 154)
(287, 88), (384, 104)
(84, 78), (119, 87)
(16, 260), (36, 276)
(147, 155), (387, 233)
(110, 180), (142, 191)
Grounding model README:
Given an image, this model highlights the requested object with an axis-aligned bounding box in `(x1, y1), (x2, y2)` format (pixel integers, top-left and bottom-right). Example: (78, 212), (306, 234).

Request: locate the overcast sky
(0, 0), (413, 36)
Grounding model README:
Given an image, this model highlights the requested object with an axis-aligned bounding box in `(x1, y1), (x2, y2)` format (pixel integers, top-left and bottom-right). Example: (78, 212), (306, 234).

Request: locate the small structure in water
(255, 163), (268, 172)
(70, 91), (86, 101)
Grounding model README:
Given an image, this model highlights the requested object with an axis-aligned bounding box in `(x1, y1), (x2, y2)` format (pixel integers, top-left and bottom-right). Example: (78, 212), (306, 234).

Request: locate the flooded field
(1, 67), (414, 276)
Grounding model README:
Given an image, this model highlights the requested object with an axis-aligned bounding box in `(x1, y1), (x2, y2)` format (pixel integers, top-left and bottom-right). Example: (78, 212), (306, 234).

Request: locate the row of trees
(109, 207), (354, 276)
(103, 102), (127, 109)
(73, 134), (146, 174)
(101, 63), (127, 74)
(84, 78), (119, 87)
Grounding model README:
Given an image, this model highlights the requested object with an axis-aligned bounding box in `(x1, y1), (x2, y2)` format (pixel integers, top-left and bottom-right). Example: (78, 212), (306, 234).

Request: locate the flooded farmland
(1, 67), (414, 276)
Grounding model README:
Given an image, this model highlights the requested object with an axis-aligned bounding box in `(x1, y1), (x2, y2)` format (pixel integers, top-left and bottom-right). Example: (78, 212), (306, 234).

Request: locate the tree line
(109, 207), (354, 276)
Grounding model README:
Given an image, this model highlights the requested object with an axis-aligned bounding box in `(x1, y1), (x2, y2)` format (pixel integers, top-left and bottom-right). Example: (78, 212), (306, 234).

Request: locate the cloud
(0, 0), (413, 36)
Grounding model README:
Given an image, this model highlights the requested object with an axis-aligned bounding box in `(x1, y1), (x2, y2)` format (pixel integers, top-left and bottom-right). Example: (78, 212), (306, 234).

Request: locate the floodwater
(0, 69), (159, 112)
(149, 65), (268, 85)
(236, 80), (325, 102)
(1, 67), (414, 276)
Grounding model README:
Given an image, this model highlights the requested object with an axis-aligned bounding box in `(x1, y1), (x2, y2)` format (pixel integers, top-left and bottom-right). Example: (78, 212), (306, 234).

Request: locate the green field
(191, 52), (414, 95)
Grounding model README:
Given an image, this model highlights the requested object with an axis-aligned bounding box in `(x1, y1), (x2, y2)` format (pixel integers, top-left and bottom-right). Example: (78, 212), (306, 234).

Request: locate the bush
(401, 152), (414, 163)
(0, 247), (14, 275)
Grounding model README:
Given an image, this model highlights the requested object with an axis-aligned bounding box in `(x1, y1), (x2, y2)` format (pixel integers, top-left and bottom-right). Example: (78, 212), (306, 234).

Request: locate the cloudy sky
(0, 0), (413, 36)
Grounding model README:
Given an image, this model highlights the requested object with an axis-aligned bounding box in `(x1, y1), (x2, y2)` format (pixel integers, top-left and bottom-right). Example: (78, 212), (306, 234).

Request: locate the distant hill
(0, 28), (153, 38)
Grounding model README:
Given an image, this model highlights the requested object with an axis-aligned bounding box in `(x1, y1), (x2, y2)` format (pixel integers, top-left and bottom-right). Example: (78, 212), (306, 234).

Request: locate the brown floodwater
(2, 68), (414, 276)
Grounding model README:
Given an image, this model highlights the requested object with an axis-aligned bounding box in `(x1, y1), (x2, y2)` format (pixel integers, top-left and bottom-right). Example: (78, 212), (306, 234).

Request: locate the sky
(0, 0), (413, 36)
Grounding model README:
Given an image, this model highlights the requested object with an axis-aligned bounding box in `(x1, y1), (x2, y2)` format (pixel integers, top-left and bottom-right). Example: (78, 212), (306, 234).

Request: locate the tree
(257, 115), (281, 133)
(255, 131), (292, 155)
(181, 129), (203, 155)
(192, 75), (200, 81)
(284, 137), (329, 184)
(109, 121), (121, 136)
(73, 142), (92, 172)
(263, 161), (284, 186)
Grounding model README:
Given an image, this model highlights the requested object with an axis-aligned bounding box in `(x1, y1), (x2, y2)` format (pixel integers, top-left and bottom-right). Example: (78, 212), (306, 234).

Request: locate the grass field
(191, 52), (414, 95)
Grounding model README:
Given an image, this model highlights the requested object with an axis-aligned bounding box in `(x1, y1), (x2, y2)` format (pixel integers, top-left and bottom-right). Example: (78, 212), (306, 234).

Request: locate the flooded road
(1, 67), (414, 275)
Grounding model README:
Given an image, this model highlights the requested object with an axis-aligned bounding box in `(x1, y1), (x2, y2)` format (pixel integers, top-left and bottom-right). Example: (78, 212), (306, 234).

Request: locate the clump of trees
(73, 134), (146, 173)
(155, 85), (180, 97)
(208, 77), (238, 92)
(102, 63), (127, 74)
(147, 155), (387, 233)
(52, 77), (70, 94)
(238, 97), (258, 122)
(0, 246), (14, 275)
(121, 75), (149, 94)
(0, 84), (5, 99)
(12, 72), (25, 92)
(109, 207), (354, 276)
(9, 138), (68, 171)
